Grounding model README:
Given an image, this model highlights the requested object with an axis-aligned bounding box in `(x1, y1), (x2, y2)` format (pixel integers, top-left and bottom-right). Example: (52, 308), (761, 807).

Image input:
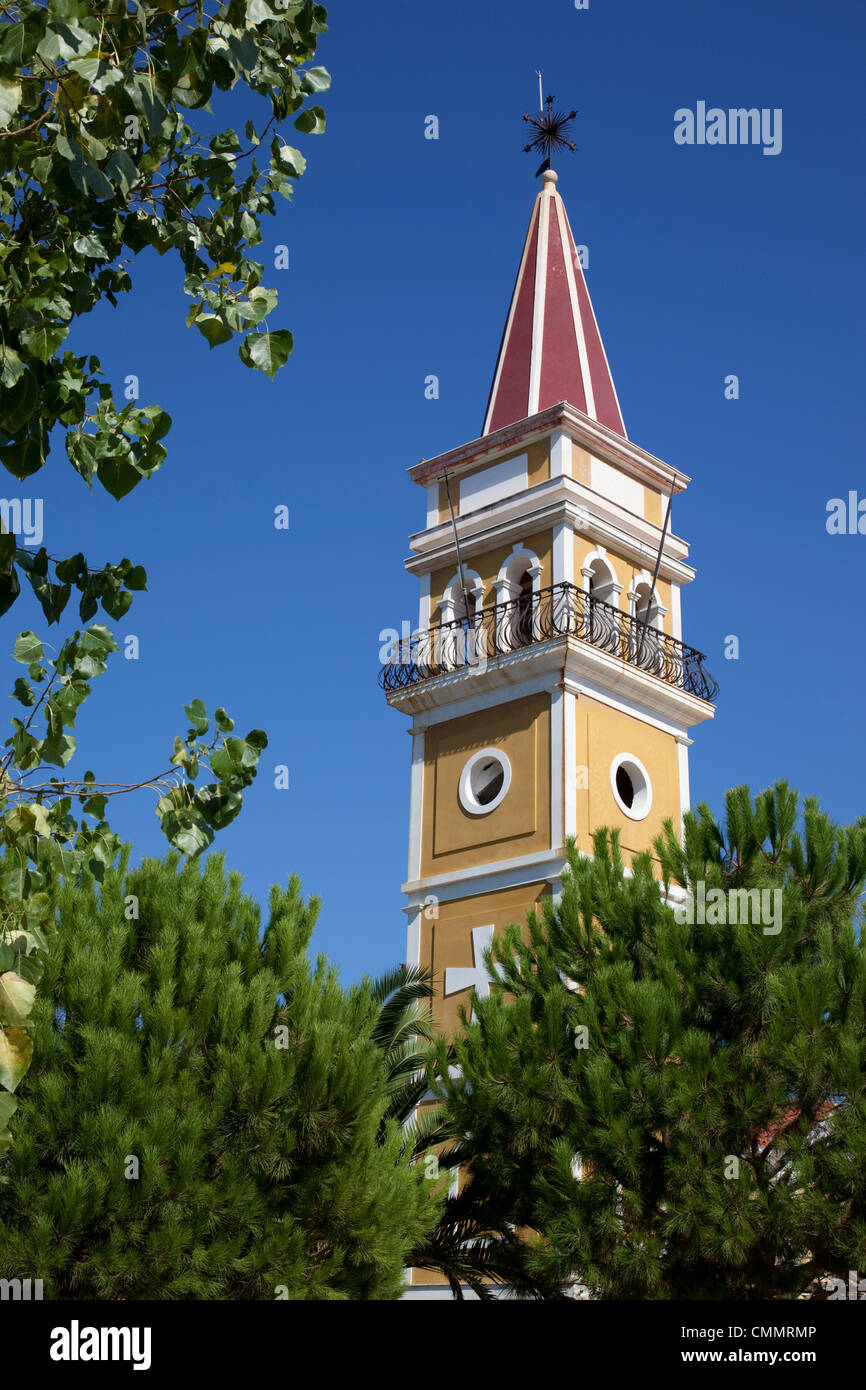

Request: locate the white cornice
(402, 847), (568, 905)
(386, 639), (565, 717)
(411, 666), (560, 727)
(409, 400), (689, 496)
(384, 633), (716, 728)
(405, 475), (695, 586)
(563, 643), (715, 727)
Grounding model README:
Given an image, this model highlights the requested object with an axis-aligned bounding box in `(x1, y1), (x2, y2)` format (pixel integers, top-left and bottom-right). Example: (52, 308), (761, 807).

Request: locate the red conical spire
(482, 169), (626, 439)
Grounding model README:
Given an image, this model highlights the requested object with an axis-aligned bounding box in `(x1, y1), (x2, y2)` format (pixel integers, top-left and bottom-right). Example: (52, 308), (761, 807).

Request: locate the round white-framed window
(458, 748), (512, 815)
(610, 752), (652, 821)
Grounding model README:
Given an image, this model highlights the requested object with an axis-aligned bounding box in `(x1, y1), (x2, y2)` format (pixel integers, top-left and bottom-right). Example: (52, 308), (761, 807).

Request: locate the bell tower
(379, 165), (717, 1044)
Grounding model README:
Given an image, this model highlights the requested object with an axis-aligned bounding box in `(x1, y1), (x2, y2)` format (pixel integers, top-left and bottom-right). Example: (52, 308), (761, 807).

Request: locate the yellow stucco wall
(421, 880), (553, 1035)
(571, 442), (590, 484)
(644, 485), (663, 525)
(420, 692), (551, 878)
(409, 876), (551, 1290)
(575, 692), (680, 865)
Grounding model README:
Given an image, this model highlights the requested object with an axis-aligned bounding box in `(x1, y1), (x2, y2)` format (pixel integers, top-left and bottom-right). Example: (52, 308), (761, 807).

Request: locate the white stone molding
(439, 568), (484, 626)
(458, 748), (512, 816)
(552, 520), (574, 588)
(610, 751), (653, 821)
(494, 544), (543, 603)
(581, 548), (622, 607)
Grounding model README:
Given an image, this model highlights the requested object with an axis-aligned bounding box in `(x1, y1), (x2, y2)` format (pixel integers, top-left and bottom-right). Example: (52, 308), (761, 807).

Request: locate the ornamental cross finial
(522, 77), (578, 177)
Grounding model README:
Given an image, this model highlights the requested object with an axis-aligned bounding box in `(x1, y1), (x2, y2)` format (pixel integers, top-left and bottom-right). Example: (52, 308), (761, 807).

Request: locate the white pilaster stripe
(552, 520), (574, 587)
(406, 909), (421, 969)
(549, 427), (570, 479)
(527, 189), (551, 416)
(563, 688), (578, 840)
(419, 571), (431, 631)
(560, 198), (628, 440)
(677, 737), (691, 833)
(670, 577), (682, 642)
(557, 193), (596, 420)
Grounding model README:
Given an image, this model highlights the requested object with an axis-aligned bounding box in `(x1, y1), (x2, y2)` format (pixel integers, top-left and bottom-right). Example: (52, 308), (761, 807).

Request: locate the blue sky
(9, 0), (865, 983)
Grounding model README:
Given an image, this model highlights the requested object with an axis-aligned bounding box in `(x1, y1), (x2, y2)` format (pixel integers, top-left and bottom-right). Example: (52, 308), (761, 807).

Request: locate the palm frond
(370, 971), (437, 1052)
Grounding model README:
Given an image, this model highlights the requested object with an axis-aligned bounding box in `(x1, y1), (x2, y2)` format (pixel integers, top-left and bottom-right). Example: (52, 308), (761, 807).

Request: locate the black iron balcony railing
(378, 581), (719, 702)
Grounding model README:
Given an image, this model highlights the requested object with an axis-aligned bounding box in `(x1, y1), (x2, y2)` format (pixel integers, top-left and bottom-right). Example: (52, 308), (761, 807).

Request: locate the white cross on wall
(444, 925), (516, 1020)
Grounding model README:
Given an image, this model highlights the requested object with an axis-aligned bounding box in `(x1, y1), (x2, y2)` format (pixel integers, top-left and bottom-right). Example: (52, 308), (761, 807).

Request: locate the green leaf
(0, 1027), (33, 1091)
(35, 19), (91, 63)
(0, 431), (47, 480)
(137, 405), (172, 442)
(238, 286), (277, 324)
(28, 572), (71, 624)
(238, 329), (293, 378)
(0, 345), (26, 388)
(156, 800), (214, 858)
(0, 23), (27, 66)
(40, 732), (76, 767)
(54, 553), (86, 583)
(66, 430), (98, 485)
(20, 322), (67, 362)
(12, 677), (36, 707)
(184, 698), (209, 735)
(1, 371), (38, 433)
(0, 533), (17, 572)
(195, 782), (243, 831)
(195, 314), (233, 349)
(72, 233), (109, 260)
(0, 973), (35, 1027)
(105, 147), (138, 196)
(79, 159), (114, 201)
(294, 105), (326, 135)
(275, 144), (306, 177)
(131, 73), (167, 132)
(0, 78), (22, 127)
(29, 803), (51, 838)
(67, 55), (101, 82)
(13, 632), (43, 666)
(95, 454), (142, 501)
(14, 952), (44, 987)
(0, 568), (22, 618)
(82, 623), (119, 652)
(300, 67), (331, 94)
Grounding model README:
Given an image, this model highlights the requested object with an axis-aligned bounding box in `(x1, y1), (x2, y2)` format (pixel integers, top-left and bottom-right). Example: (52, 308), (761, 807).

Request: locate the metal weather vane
(523, 71), (578, 177)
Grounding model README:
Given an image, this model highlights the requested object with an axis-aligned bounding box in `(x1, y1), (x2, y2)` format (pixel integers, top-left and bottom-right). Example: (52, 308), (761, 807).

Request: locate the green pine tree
(368, 963), (534, 1299)
(434, 783), (866, 1299)
(0, 850), (439, 1300)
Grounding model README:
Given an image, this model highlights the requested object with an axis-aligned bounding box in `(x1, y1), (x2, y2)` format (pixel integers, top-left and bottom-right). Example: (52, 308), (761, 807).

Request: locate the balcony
(378, 581), (719, 703)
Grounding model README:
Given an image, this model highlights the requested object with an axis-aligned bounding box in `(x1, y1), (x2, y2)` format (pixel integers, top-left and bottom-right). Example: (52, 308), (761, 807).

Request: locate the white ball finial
(542, 168), (558, 187)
